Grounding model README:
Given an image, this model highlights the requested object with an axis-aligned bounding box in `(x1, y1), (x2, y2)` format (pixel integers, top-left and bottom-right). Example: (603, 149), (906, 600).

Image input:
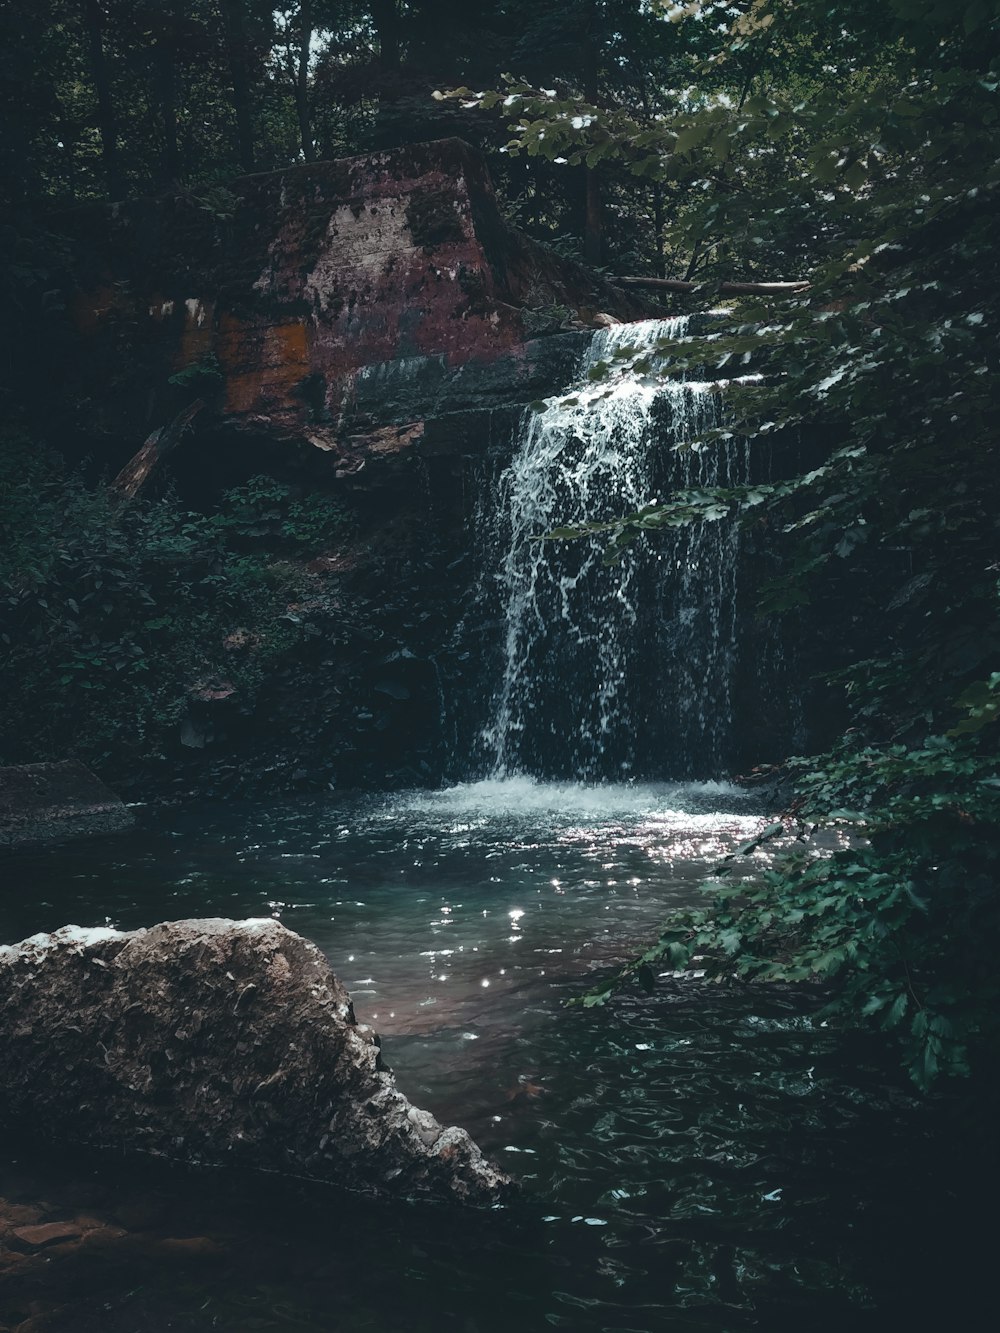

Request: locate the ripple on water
(0, 784), (972, 1331)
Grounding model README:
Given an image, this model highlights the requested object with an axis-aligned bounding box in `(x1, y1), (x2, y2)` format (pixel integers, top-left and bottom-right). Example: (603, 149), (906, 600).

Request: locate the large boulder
(0, 918), (509, 1205)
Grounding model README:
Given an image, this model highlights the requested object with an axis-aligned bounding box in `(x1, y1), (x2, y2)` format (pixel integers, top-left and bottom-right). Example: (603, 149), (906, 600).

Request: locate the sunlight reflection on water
(0, 785), (949, 1332)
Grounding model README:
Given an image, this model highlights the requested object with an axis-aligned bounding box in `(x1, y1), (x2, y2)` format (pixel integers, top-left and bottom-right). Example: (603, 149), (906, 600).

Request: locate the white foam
(0, 924), (121, 965)
(393, 776), (756, 822)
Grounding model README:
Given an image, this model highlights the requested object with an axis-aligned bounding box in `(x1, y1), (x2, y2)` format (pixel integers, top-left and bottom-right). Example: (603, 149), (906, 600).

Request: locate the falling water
(479, 317), (752, 781)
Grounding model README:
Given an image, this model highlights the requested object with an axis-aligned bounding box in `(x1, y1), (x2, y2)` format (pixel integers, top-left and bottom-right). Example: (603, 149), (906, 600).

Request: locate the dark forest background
(0, 0), (830, 279)
(2, 1), (1000, 1092)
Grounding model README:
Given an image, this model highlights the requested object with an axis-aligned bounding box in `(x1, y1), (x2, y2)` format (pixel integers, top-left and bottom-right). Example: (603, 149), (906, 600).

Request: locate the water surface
(0, 781), (984, 1330)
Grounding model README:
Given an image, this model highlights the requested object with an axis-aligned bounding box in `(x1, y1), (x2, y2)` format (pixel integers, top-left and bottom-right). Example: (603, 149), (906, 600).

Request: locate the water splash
(479, 318), (750, 781)
(397, 776), (759, 823)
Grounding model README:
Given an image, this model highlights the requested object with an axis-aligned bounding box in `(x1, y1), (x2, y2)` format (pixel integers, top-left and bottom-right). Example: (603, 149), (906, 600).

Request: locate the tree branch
(616, 276), (810, 296)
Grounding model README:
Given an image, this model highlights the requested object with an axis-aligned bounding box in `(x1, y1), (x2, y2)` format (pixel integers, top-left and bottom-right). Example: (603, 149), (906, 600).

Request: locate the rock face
(0, 762), (134, 850)
(0, 919), (509, 1205)
(47, 140), (664, 794)
(67, 137), (651, 461)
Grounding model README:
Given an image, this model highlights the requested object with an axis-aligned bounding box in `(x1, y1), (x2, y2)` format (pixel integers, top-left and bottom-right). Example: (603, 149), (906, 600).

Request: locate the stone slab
(0, 762), (134, 851)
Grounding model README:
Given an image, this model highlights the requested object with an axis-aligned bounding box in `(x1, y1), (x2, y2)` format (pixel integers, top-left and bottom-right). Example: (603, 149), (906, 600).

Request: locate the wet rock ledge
(0, 919), (509, 1205)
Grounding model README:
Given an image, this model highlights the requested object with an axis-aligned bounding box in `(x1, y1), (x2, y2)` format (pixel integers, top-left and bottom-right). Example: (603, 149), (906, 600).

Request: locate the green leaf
(884, 992), (909, 1029)
(673, 123), (710, 154)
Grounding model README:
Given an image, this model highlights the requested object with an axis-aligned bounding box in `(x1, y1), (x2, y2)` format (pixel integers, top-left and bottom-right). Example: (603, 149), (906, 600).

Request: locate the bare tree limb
(616, 276), (811, 296)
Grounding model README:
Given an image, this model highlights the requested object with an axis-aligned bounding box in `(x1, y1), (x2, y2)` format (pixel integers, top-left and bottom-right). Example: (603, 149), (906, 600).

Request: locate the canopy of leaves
(472, 0), (1000, 1088)
(0, 3), (723, 274)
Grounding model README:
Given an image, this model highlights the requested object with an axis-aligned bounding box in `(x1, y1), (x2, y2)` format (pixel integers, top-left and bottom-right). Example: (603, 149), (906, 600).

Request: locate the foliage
(499, 0), (1000, 1087)
(0, 434), (324, 774)
(1, 2), (712, 275)
(190, 184), (241, 222)
(210, 474), (354, 551)
(585, 728), (1000, 1090)
(167, 353), (224, 390)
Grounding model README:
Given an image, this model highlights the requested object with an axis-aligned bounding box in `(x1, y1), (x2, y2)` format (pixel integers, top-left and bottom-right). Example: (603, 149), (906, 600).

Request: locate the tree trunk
(110, 401), (204, 503)
(82, 0), (123, 198)
(651, 180), (665, 279)
(582, 16), (602, 267)
(219, 0), (256, 173)
(153, 38), (181, 186)
(584, 168), (602, 267)
(56, 99), (79, 200)
(372, 0), (400, 72)
(293, 0), (315, 162)
(371, 0), (402, 144)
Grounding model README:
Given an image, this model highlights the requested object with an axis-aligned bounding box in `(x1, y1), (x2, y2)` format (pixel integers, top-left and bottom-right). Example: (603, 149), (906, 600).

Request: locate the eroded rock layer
(0, 918), (509, 1205)
(67, 137), (649, 455)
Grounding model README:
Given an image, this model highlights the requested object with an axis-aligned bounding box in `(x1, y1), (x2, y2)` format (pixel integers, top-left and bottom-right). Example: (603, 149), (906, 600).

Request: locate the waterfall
(476, 317), (752, 782)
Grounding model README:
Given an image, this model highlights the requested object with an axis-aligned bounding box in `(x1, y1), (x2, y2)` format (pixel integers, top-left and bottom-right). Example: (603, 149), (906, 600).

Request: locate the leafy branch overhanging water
(465, 0), (1000, 1089)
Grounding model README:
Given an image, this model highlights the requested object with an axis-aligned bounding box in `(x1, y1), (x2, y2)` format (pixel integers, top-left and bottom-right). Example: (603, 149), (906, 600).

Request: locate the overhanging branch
(617, 276), (810, 296)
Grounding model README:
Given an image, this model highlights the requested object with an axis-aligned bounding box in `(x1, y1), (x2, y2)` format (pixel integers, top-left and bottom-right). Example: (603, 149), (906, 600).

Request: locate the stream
(1, 781), (987, 1331)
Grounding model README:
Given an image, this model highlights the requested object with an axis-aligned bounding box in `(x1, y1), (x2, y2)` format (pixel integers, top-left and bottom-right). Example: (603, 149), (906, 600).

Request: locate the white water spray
(479, 317), (751, 781)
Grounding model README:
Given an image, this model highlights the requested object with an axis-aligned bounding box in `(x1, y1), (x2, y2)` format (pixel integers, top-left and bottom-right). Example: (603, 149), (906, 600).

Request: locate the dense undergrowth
(0, 432), (352, 777)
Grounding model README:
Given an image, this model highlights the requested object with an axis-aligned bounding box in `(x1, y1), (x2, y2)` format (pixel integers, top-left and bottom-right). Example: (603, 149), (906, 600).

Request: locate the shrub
(0, 435), (314, 773)
(211, 474), (355, 551)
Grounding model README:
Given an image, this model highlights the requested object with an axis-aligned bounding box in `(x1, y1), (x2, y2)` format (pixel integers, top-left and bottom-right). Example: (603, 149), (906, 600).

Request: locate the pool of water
(0, 781), (988, 1330)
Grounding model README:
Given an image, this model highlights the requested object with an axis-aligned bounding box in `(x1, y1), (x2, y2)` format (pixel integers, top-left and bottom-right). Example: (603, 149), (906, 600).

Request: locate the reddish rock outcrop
(0, 919), (509, 1205)
(67, 138), (650, 454)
